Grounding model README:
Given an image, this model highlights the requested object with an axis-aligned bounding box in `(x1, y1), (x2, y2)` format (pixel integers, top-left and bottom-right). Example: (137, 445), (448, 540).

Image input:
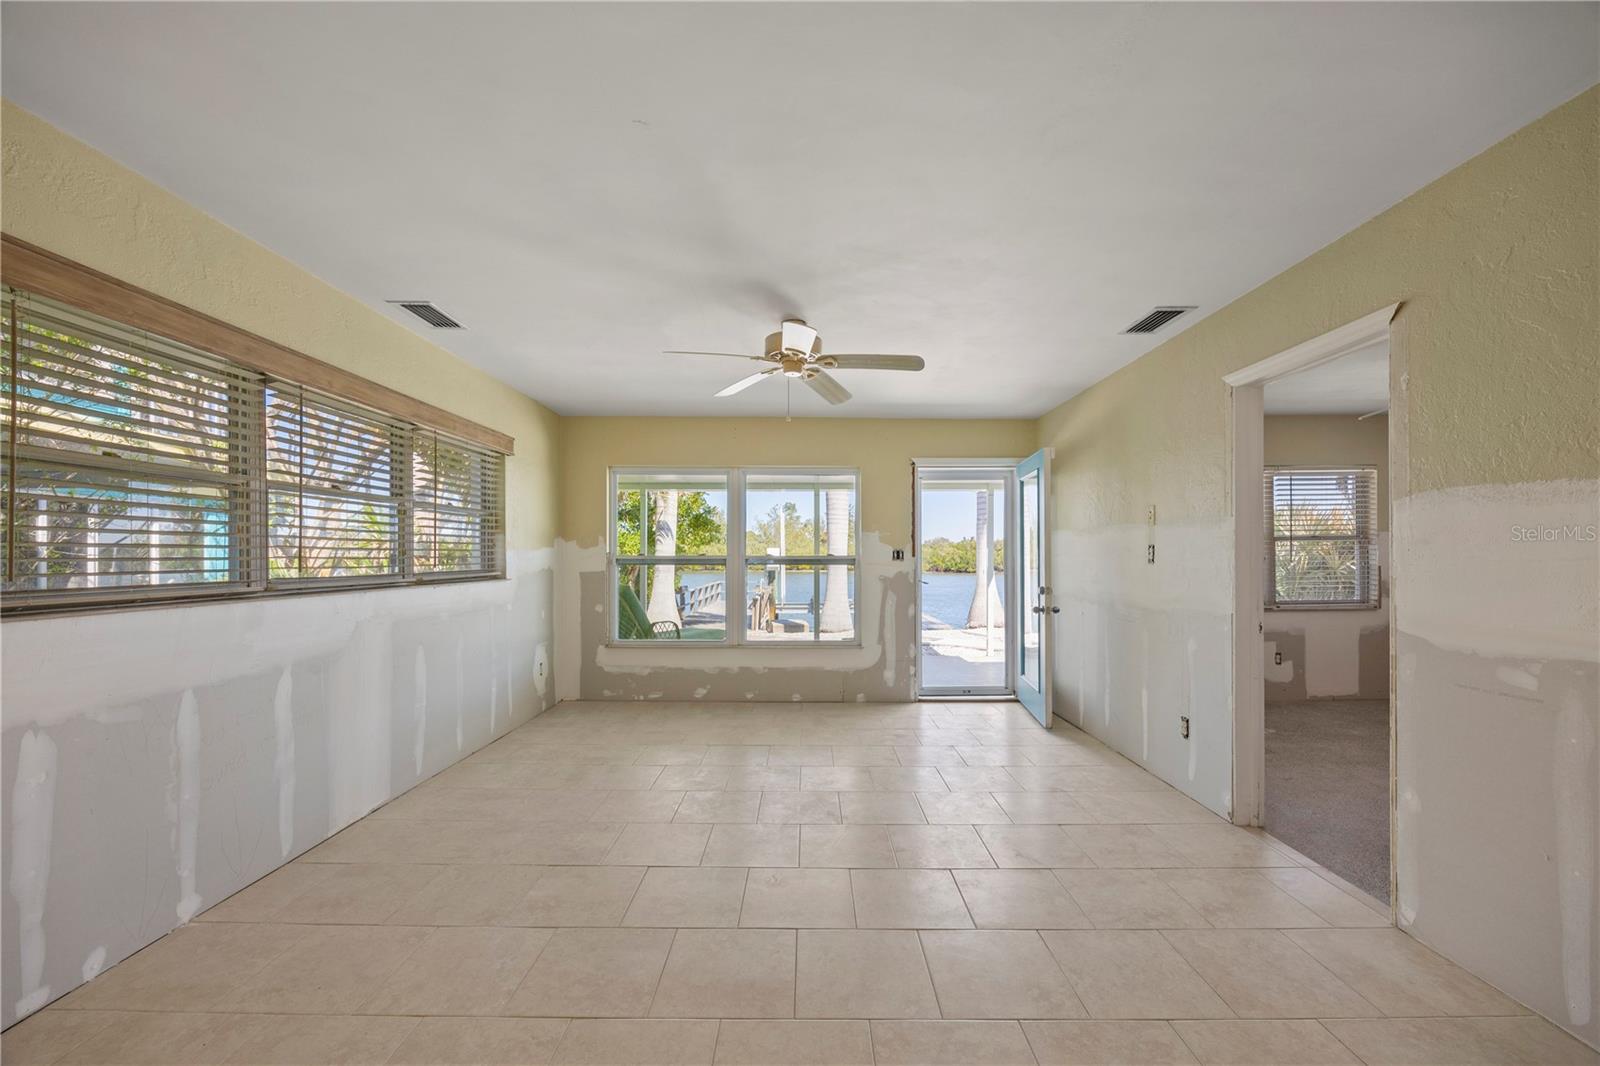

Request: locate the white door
(1015, 449), (1053, 726)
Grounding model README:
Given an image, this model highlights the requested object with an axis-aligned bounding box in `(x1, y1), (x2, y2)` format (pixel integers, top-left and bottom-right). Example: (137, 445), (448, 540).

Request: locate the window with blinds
(1, 288), (506, 612)
(1264, 466), (1379, 608)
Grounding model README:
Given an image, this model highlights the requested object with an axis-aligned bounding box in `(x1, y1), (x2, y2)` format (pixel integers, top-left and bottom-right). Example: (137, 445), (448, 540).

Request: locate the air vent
(389, 301), (464, 329)
(1123, 306), (1195, 334)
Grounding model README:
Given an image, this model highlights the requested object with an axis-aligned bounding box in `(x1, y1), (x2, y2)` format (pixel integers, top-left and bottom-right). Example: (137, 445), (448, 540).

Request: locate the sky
(920, 488), (1006, 543)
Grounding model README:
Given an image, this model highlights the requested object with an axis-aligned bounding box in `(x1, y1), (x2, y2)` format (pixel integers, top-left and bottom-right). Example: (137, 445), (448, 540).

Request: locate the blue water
(920, 571), (1004, 629)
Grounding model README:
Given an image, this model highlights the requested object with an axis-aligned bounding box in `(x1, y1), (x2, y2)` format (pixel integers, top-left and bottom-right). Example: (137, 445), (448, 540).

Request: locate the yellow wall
(1, 100), (561, 550)
(1037, 86), (1599, 1047)
(559, 416), (1036, 549)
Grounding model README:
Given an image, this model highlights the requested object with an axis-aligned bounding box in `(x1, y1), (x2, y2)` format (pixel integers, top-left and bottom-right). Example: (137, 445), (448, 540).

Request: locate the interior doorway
(915, 463), (1016, 697)
(1227, 306), (1398, 907)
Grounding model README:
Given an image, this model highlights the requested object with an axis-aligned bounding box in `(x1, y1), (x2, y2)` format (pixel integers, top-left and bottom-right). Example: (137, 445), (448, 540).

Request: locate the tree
(818, 489), (852, 633)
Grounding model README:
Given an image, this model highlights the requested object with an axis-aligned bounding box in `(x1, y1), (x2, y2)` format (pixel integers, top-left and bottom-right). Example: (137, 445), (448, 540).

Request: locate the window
(1264, 467), (1378, 608)
(609, 468), (859, 645)
(1, 288), (506, 611)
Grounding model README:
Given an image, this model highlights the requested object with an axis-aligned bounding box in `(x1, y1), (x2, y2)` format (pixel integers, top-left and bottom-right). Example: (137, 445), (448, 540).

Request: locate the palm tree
(966, 489), (1003, 628)
(818, 489), (852, 633)
(645, 489), (681, 624)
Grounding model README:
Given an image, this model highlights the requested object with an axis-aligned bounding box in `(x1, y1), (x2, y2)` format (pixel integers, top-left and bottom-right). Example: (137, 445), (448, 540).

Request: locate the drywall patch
(9, 729), (57, 1018)
(173, 690), (202, 923)
(81, 946), (106, 982)
(1554, 671), (1596, 1028)
(272, 667), (295, 859)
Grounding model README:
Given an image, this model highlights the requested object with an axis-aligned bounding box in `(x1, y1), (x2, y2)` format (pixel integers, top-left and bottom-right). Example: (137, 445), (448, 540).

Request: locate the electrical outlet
(1180, 716), (1190, 739)
(1147, 505), (1157, 525)
(1274, 651), (1283, 666)
(892, 548), (905, 561)
(1146, 544), (1156, 564)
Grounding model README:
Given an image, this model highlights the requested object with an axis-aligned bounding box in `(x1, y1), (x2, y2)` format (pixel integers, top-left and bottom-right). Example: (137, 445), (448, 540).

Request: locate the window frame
(607, 466), (862, 648)
(1263, 464), (1380, 611)
(1, 285), (508, 617)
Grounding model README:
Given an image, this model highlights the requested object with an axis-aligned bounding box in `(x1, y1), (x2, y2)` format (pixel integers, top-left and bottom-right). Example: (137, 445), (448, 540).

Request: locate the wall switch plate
(1274, 651), (1283, 665)
(892, 548), (905, 561)
(1180, 715), (1190, 739)
(1146, 544), (1156, 564)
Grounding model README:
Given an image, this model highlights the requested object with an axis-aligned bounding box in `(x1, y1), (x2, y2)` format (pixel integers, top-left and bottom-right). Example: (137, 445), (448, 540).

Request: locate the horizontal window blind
(412, 430), (503, 576)
(2, 284), (508, 613)
(1264, 467), (1379, 607)
(2, 291), (261, 605)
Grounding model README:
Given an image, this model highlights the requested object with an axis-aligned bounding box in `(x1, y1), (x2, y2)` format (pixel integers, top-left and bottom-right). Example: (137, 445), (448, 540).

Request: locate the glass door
(1015, 449), (1052, 726)
(915, 465), (1014, 698)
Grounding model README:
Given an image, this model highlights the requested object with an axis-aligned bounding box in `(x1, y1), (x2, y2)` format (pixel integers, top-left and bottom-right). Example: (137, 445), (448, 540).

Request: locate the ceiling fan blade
(715, 368), (780, 398)
(804, 370), (852, 405)
(665, 350), (767, 361)
(825, 354), (926, 372)
(780, 320), (818, 355)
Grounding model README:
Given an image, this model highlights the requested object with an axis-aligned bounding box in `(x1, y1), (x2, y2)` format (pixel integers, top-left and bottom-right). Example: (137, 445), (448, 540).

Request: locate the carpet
(1264, 699), (1390, 902)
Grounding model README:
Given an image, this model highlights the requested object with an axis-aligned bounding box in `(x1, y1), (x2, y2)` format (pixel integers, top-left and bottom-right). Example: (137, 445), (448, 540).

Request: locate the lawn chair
(619, 583), (681, 639)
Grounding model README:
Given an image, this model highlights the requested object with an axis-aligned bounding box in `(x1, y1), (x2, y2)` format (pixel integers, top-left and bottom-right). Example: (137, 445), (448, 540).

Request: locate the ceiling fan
(666, 319), (925, 405)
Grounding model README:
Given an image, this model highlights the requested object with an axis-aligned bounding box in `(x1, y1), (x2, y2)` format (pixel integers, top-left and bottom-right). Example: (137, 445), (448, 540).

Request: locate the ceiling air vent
(1123, 306), (1195, 334)
(389, 301), (464, 329)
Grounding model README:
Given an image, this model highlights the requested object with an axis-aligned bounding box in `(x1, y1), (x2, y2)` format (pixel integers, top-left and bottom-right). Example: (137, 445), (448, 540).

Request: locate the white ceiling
(1264, 339), (1389, 416)
(3, 4), (1595, 418)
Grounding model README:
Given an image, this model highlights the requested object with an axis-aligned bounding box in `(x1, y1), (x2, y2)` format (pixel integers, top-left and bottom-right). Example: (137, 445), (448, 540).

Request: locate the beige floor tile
(1285, 927), (1528, 1016)
(993, 792), (1097, 824)
(1063, 826), (1187, 868)
(796, 930), (942, 1018)
(554, 1019), (718, 1064)
(221, 1014), (418, 1064)
(894, 747), (967, 767)
(742, 867), (856, 927)
(388, 1017), (569, 1064)
(889, 824), (997, 867)
(939, 767), (1029, 792)
(713, 1020), (873, 1065)
(705, 745), (771, 766)
(624, 866), (749, 927)
(1054, 869), (1210, 929)
(955, 746), (1035, 768)
(872, 766), (953, 790)
(56, 1012), (246, 1065)
(802, 766), (876, 791)
(1013, 765), (1174, 791)
(521, 865), (648, 925)
(1070, 791), (1223, 824)
(921, 930), (1086, 1019)
(852, 869), (974, 928)
(506, 927), (675, 1017)
(674, 791), (762, 823)
(0, 1009), (118, 1066)
(362, 926), (553, 1014)
(703, 825), (800, 867)
(841, 792), (927, 824)
(195, 863), (331, 923)
(605, 823), (712, 865)
(801, 825), (897, 868)
(1169, 1020), (1359, 1065)
(1158, 870), (1327, 928)
(1160, 929), (1380, 1018)
(635, 745), (709, 766)
(655, 766), (734, 791)
(261, 862), (445, 924)
(724, 768), (802, 791)
(1321, 1016), (1600, 1065)
(977, 826), (1094, 868)
(1022, 1020), (1198, 1065)
(758, 791), (842, 824)
(1041, 930), (1232, 1019)
(65, 923), (310, 1012)
(871, 1020), (1038, 1064)
(1146, 826), (1299, 867)
(386, 864), (545, 925)
(651, 928), (797, 1018)
(591, 789), (686, 823)
(831, 746), (901, 766)
(770, 745), (834, 766)
(954, 869), (1091, 929)
(918, 791), (1014, 824)
(1259, 869), (1390, 927)
(499, 823), (630, 865)
(227, 924), (430, 1013)
(531, 766), (666, 791)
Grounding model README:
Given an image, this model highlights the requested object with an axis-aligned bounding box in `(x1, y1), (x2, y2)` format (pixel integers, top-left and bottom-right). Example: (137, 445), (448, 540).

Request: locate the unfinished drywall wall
(1037, 86), (1598, 1047)
(0, 102), (562, 1028)
(1263, 414), (1390, 701)
(555, 417), (1035, 702)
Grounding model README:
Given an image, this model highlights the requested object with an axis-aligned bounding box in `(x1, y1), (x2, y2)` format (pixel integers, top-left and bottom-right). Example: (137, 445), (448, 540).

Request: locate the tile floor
(5, 701), (1595, 1066)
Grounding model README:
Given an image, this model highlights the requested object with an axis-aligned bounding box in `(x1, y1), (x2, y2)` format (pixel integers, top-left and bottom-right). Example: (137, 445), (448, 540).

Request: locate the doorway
(1227, 305), (1398, 907)
(915, 464), (1014, 697)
